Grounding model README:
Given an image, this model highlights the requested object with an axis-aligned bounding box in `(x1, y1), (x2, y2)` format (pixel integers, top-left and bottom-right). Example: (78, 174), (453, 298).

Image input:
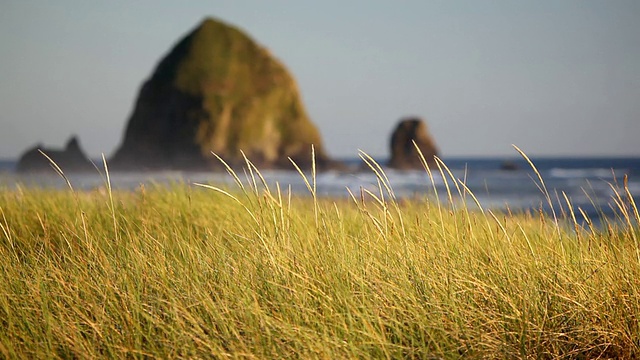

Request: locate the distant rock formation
(388, 117), (438, 169)
(111, 17), (332, 170)
(500, 160), (520, 171)
(16, 136), (93, 173)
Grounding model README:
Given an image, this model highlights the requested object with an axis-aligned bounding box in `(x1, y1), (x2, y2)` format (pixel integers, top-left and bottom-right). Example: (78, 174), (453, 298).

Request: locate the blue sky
(1, 0), (639, 159)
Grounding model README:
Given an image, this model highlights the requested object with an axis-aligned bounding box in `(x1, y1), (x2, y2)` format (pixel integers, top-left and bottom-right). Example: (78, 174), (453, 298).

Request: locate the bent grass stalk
(413, 141), (447, 241)
(358, 150), (406, 238)
(288, 146), (318, 228)
(513, 144), (560, 231)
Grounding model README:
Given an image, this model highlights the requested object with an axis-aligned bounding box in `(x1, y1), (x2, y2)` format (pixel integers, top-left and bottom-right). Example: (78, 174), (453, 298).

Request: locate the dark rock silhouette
(388, 117), (438, 169)
(500, 160), (520, 171)
(16, 136), (94, 173)
(111, 17), (332, 171)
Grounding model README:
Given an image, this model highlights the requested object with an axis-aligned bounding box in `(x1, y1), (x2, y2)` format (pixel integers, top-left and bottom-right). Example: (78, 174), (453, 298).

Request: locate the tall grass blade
(38, 150), (73, 192)
(288, 151), (318, 228)
(211, 152), (246, 193)
(102, 153), (118, 242)
(413, 141), (446, 237)
(513, 145), (560, 231)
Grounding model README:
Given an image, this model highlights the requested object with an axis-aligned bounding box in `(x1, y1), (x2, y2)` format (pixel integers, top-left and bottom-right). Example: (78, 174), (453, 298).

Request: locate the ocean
(2, 157), (640, 225)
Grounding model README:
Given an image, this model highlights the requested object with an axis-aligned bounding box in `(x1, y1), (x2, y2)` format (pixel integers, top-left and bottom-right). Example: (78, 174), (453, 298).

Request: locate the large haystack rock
(111, 17), (331, 170)
(16, 136), (93, 173)
(389, 117), (438, 169)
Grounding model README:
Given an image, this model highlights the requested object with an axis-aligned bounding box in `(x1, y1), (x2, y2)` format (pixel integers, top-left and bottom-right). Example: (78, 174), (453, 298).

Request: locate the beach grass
(0, 154), (639, 359)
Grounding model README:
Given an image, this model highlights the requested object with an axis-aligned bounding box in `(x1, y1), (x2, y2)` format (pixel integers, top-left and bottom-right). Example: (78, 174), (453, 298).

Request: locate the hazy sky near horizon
(1, 0), (639, 159)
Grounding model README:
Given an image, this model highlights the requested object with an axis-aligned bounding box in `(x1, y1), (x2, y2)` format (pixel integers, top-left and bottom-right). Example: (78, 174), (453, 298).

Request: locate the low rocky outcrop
(388, 117), (438, 169)
(16, 136), (94, 173)
(500, 160), (520, 171)
(111, 17), (332, 170)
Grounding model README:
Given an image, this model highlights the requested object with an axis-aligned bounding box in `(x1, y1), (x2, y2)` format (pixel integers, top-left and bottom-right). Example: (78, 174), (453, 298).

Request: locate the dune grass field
(1, 153), (639, 359)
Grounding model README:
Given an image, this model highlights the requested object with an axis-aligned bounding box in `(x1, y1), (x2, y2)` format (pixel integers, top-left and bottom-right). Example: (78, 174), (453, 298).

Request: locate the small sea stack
(388, 117), (438, 169)
(16, 136), (94, 173)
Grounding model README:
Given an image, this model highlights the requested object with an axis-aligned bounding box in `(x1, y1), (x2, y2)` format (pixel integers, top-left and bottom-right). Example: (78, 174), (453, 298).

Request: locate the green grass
(1, 154), (639, 358)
